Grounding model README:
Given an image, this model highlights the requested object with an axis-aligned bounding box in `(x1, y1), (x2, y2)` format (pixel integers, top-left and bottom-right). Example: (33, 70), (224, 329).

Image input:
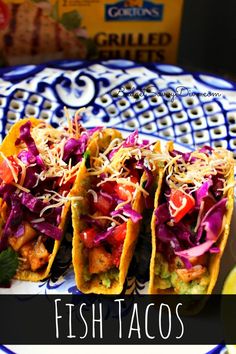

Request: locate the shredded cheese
(164, 147), (235, 194)
(11, 182), (30, 193)
(88, 189), (98, 203)
(32, 217), (45, 223)
(88, 214), (121, 225)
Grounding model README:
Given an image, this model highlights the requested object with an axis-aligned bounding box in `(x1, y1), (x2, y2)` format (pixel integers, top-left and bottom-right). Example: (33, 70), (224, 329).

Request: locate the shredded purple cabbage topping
(155, 178), (227, 262)
(30, 220), (62, 241)
(109, 130), (142, 159)
(111, 204), (142, 223)
(93, 228), (114, 245)
(16, 121), (39, 156)
(0, 120), (90, 251)
(21, 192), (48, 213)
(154, 143), (227, 264)
(195, 179), (213, 207)
(63, 134), (88, 162)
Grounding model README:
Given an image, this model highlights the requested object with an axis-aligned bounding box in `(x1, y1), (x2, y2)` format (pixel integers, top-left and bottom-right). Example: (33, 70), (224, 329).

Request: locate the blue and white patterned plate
(0, 59), (235, 296)
(0, 345), (227, 354)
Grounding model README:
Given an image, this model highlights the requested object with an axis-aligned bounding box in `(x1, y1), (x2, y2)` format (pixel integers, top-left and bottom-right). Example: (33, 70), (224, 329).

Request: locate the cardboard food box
(0, 0), (183, 66)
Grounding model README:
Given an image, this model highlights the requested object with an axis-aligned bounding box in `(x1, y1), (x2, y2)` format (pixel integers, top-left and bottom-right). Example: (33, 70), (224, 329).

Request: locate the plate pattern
(0, 60), (236, 158)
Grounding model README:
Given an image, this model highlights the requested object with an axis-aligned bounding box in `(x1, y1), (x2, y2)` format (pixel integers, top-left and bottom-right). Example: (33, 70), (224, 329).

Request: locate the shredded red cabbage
(211, 174), (224, 199)
(0, 184), (16, 203)
(22, 166), (41, 189)
(108, 130), (139, 159)
(0, 120), (92, 252)
(175, 198), (227, 259)
(0, 194), (23, 251)
(16, 121), (39, 156)
(195, 178), (213, 207)
(21, 192), (49, 213)
(155, 181), (227, 261)
(18, 150), (36, 165)
(175, 240), (214, 259)
(209, 247), (220, 254)
(155, 203), (171, 225)
(30, 220), (62, 240)
(93, 228), (114, 245)
(197, 198), (227, 242)
(88, 127), (103, 136)
(111, 204), (142, 223)
(14, 223), (25, 238)
(63, 134), (88, 162)
(199, 146), (213, 155)
(123, 130), (139, 147)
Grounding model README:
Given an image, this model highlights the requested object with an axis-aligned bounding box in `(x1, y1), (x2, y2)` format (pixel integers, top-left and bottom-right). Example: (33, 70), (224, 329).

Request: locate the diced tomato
(58, 176), (76, 194)
(101, 181), (116, 194)
(112, 223), (127, 244)
(129, 167), (140, 180)
(0, 156), (20, 183)
(107, 223), (126, 251)
(169, 189), (195, 223)
(114, 176), (138, 201)
(80, 228), (97, 248)
(112, 242), (124, 267)
(93, 193), (113, 215)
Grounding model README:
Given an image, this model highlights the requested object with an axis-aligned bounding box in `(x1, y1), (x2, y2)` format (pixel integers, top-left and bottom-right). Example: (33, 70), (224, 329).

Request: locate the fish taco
(149, 142), (235, 294)
(0, 116), (91, 283)
(71, 130), (162, 294)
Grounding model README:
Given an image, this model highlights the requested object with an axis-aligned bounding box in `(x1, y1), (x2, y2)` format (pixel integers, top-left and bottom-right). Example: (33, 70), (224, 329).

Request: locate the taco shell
(149, 141), (234, 294)
(0, 118), (70, 281)
(71, 128), (149, 294)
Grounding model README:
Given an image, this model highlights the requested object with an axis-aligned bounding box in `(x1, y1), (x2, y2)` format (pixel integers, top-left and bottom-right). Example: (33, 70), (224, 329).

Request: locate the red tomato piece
(112, 242), (124, 267)
(93, 193), (113, 215)
(0, 156), (20, 183)
(58, 176), (76, 194)
(129, 167), (140, 180)
(101, 181), (116, 194)
(114, 176), (138, 201)
(80, 228), (96, 248)
(169, 189), (195, 223)
(112, 223), (127, 244)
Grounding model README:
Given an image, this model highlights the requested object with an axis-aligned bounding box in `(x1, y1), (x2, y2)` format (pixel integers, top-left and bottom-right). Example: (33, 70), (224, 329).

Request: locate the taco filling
(152, 146), (234, 294)
(72, 131), (162, 292)
(0, 117), (90, 281)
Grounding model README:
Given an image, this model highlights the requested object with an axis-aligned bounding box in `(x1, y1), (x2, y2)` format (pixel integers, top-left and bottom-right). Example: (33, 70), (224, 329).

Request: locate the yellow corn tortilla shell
(149, 141), (234, 294)
(0, 118), (70, 282)
(207, 165), (234, 294)
(71, 129), (156, 294)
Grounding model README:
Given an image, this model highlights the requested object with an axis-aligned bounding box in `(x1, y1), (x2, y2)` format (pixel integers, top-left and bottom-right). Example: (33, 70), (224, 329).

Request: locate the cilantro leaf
(84, 150), (91, 168)
(0, 248), (19, 284)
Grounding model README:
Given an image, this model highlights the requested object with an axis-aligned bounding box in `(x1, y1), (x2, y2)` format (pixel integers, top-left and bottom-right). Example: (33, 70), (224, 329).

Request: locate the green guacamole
(99, 268), (119, 288)
(154, 253), (210, 294)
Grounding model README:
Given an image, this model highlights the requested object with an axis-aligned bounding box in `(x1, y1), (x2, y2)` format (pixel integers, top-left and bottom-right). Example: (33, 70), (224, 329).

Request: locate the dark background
(178, 0), (236, 79)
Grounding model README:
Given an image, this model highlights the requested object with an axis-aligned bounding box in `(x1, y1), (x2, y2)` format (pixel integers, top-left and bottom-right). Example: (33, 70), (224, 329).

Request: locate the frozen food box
(0, 0), (183, 66)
